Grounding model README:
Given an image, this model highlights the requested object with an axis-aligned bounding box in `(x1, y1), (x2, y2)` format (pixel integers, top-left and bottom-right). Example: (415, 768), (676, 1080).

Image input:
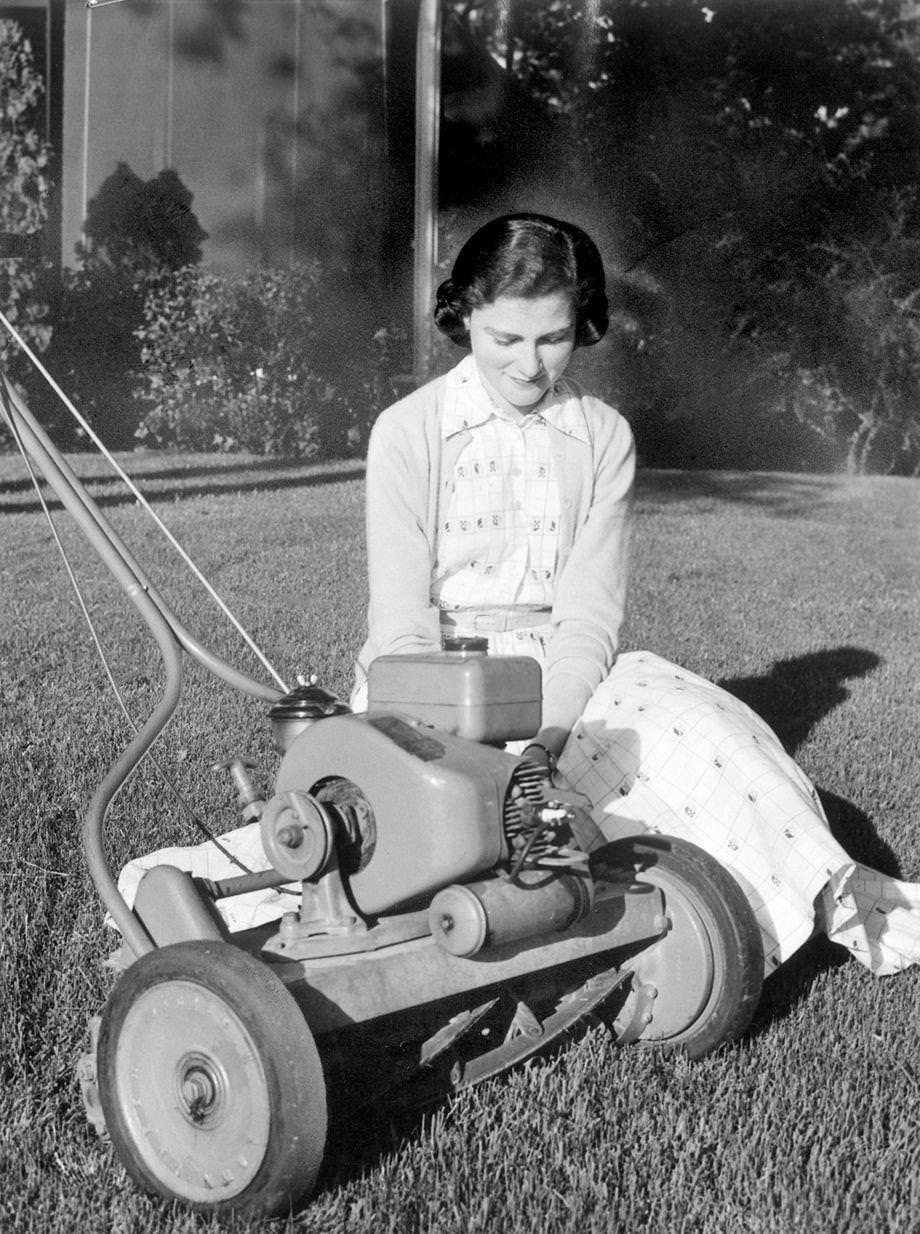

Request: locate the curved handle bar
(1, 378), (285, 948)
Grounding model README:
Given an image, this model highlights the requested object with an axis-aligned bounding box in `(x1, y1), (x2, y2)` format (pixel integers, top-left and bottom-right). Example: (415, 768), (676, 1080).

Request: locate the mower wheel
(96, 940), (326, 1218)
(599, 835), (763, 1059)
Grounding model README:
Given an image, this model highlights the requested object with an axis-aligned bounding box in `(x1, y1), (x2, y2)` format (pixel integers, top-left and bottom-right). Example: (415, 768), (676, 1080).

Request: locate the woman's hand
(519, 741), (555, 773)
(519, 725), (568, 774)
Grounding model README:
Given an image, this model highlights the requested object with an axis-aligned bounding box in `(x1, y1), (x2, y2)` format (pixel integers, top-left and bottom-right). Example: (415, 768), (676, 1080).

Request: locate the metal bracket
(610, 977), (659, 1046)
(450, 965), (631, 1091)
(75, 1014), (108, 1137)
(419, 998), (500, 1068)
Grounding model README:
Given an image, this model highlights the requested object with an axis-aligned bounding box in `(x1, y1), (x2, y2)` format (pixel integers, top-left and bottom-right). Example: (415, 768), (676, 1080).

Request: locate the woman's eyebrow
(483, 326), (572, 341)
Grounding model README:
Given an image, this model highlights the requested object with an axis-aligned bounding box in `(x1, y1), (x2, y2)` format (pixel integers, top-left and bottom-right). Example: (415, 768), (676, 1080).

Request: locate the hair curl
(434, 213), (609, 349)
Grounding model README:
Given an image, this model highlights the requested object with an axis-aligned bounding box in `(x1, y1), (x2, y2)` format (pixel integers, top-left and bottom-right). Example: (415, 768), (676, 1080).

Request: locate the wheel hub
(178, 1054), (225, 1125)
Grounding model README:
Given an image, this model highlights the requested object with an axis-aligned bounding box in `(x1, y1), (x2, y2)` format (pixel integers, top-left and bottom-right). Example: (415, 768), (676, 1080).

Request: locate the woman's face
(466, 291), (576, 416)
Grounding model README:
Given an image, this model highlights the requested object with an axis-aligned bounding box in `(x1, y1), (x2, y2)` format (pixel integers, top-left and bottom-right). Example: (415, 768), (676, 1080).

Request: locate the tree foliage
(0, 18), (52, 372)
(447, 0), (920, 473)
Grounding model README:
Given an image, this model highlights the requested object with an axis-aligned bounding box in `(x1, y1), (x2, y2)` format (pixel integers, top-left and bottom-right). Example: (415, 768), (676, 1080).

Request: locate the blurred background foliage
(4, 0), (920, 472)
(440, 0), (920, 474)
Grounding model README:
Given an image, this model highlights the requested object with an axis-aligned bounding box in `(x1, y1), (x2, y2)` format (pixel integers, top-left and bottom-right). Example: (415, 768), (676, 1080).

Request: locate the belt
(439, 608), (552, 633)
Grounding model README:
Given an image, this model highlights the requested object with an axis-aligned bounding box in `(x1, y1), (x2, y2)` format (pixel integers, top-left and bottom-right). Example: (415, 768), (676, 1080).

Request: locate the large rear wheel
(96, 940), (327, 1218)
(597, 835), (764, 1059)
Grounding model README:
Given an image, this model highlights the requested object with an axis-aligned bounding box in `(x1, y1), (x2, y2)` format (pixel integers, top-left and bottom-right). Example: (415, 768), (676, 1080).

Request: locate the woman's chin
(503, 382), (548, 409)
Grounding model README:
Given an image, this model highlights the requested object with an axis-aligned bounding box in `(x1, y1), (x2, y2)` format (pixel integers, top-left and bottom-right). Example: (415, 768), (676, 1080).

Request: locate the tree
(0, 18), (52, 373)
(781, 193), (920, 474)
(445, 0), (920, 472)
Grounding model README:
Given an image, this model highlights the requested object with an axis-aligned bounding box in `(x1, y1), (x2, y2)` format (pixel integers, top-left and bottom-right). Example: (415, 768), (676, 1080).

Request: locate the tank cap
(268, 676), (351, 721)
(442, 636), (489, 655)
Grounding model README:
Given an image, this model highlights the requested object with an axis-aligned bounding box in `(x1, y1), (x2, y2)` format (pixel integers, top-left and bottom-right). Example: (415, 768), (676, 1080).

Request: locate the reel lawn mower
(2, 338), (763, 1220)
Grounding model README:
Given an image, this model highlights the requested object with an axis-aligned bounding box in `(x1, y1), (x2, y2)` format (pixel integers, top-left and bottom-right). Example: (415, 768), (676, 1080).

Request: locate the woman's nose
(516, 345), (543, 378)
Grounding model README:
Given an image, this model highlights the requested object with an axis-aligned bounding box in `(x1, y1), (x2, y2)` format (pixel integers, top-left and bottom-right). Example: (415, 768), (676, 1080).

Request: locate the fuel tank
(273, 712), (518, 915)
(368, 644), (541, 743)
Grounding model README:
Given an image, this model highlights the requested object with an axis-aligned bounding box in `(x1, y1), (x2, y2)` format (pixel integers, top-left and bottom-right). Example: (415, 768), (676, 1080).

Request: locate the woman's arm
(359, 401), (443, 674)
(540, 407), (636, 742)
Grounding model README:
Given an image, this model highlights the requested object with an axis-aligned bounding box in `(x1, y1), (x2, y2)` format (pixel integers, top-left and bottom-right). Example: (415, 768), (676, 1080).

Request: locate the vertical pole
(290, 0), (302, 263)
(255, 119), (266, 262)
(80, 5), (93, 246)
(166, 0), (175, 166)
(412, 0), (441, 385)
(381, 0), (390, 153)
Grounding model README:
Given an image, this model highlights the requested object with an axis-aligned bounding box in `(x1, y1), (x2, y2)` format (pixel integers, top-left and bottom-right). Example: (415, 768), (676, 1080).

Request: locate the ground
(1, 451), (918, 1231)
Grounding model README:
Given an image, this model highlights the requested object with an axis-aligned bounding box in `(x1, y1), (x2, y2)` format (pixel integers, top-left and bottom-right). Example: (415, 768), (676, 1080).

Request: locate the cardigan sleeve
(358, 398), (443, 674)
(542, 408), (635, 732)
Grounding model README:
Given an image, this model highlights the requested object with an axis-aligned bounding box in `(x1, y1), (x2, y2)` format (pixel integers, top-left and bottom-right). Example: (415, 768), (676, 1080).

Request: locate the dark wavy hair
(434, 213), (609, 349)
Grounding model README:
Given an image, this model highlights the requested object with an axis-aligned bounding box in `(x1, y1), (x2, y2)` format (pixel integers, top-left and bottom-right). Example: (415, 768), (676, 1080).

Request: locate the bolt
(276, 825), (303, 849)
(181, 1069), (216, 1122)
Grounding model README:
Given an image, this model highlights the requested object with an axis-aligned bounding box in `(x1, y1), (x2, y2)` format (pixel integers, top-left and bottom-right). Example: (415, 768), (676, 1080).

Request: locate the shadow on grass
(3, 459), (850, 517)
(720, 645), (879, 755)
(0, 459), (365, 514)
(636, 468), (844, 518)
(0, 456), (301, 495)
(719, 644), (897, 871)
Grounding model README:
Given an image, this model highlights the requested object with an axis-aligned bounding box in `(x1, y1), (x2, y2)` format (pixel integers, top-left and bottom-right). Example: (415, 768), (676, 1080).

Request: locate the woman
(355, 212), (920, 978)
(121, 213), (920, 971)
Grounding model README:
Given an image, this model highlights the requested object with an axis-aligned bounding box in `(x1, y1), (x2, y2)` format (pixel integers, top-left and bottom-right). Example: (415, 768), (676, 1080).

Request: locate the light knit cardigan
(358, 360), (636, 734)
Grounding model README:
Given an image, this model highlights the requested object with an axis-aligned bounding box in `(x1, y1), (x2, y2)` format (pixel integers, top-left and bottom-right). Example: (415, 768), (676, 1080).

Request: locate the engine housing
(273, 712), (519, 915)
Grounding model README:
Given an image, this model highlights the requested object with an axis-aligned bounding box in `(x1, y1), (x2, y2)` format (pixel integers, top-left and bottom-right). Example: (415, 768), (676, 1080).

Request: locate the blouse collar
(442, 354), (590, 444)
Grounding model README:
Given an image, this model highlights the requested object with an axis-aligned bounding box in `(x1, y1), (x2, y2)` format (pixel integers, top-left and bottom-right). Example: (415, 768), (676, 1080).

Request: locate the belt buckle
(473, 612), (505, 632)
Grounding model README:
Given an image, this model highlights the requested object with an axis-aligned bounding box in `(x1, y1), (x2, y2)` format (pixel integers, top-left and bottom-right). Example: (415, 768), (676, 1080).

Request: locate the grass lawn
(1, 450), (919, 1233)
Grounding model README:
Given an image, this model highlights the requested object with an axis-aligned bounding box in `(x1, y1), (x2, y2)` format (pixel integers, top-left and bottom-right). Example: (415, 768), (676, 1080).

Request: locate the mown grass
(1, 451), (919, 1233)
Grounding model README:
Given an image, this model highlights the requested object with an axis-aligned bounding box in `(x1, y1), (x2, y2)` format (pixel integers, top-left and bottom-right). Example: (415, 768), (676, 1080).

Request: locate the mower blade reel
(451, 965), (630, 1091)
(610, 977), (658, 1046)
(419, 998), (500, 1067)
(341, 998), (502, 1115)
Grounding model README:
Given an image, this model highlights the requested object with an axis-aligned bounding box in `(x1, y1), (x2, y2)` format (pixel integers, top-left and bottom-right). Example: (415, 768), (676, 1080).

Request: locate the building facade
(4, 0), (406, 278)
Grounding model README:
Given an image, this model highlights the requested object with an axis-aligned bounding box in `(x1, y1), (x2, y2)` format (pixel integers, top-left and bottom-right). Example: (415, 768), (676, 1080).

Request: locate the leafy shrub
(34, 164), (207, 449)
(135, 263), (399, 459)
(0, 18), (52, 374)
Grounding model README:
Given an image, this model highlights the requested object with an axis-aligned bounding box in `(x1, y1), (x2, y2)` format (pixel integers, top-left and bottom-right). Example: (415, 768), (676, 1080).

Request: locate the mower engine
(256, 643), (597, 960)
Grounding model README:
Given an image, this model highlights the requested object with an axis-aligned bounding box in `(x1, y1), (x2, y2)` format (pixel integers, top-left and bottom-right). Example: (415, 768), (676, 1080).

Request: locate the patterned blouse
(432, 361), (575, 613)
